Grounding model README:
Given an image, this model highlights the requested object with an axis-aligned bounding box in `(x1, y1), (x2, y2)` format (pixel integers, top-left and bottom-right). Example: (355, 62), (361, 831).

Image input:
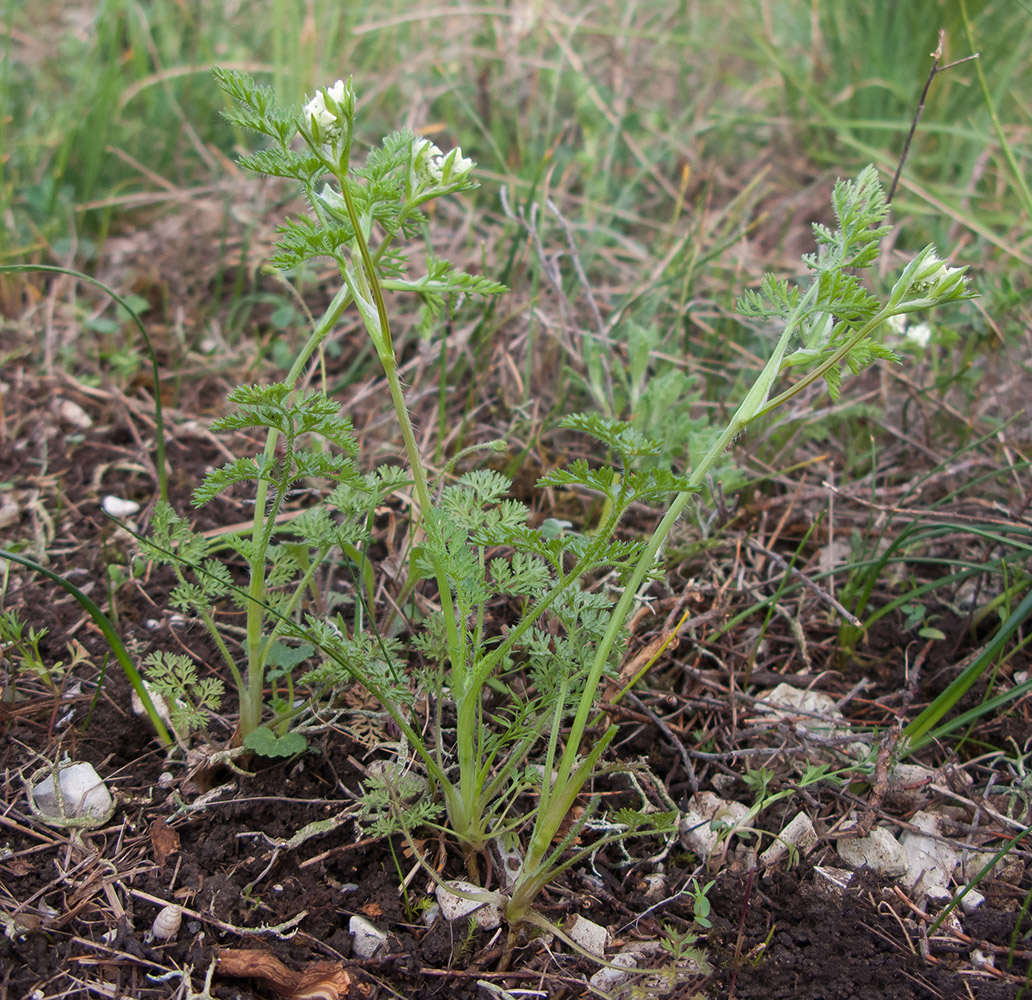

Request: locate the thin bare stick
(744, 536), (861, 627)
(889, 30), (981, 203)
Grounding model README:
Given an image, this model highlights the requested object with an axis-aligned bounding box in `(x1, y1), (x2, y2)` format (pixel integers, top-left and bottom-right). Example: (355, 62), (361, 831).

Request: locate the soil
(2, 369), (1030, 1000)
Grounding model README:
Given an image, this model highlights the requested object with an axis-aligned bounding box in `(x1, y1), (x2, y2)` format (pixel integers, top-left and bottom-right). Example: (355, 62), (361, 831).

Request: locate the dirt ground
(1, 352), (1030, 999)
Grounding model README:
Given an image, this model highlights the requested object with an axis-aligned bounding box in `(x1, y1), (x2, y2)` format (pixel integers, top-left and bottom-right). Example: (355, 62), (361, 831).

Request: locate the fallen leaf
(149, 818), (180, 867)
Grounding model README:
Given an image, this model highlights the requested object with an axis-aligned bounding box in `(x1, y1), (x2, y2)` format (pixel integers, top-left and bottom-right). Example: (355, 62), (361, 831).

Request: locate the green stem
(757, 307), (889, 418)
(240, 284), (354, 738)
(258, 544), (332, 666)
(515, 293), (823, 885)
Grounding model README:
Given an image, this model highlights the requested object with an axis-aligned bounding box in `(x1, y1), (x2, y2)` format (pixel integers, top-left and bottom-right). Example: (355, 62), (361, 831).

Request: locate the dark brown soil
(2, 374), (1030, 1000)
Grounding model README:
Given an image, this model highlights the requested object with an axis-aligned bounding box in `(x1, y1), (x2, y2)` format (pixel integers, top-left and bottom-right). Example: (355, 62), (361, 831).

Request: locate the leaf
(237, 148), (325, 184)
(211, 67), (298, 145)
(558, 413), (662, 461)
(264, 641), (316, 670)
(243, 727), (308, 758)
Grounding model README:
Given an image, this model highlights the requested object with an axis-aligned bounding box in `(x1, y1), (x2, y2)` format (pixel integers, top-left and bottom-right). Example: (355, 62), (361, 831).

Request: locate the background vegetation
(1, 0), (1030, 992)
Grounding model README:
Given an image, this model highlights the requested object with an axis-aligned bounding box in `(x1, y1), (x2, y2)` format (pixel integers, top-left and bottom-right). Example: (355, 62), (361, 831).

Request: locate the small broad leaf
(265, 641), (316, 670)
(244, 727), (308, 758)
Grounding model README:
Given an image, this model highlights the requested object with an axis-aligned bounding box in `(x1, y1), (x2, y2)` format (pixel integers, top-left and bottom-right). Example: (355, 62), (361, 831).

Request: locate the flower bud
(888, 245), (971, 311)
(909, 252), (965, 296)
(439, 146), (473, 185)
(303, 79), (348, 135)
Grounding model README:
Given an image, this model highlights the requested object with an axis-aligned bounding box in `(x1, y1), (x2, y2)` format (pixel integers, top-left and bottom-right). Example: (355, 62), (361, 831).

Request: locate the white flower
(303, 79), (348, 132)
(905, 322), (932, 349)
(410, 138), (475, 193)
(439, 146), (473, 183)
(412, 138), (445, 186)
(886, 314), (907, 335)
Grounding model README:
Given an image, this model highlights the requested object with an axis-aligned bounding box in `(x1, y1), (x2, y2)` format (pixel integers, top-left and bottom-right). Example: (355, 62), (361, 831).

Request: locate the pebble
(759, 811), (817, 868)
(31, 761), (114, 825)
(435, 880), (503, 930)
(564, 913), (609, 956)
(348, 915), (387, 958)
(100, 495), (141, 518)
(899, 810), (958, 898)
(837, 826), (908, 878)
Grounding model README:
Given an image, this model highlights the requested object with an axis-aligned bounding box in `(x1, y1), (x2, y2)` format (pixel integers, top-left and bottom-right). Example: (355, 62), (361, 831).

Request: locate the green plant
(0, 609), (60, 694)
(142, 651), (225, 739)
(659, 916), (711, 971)
(145, 69), (970, 940)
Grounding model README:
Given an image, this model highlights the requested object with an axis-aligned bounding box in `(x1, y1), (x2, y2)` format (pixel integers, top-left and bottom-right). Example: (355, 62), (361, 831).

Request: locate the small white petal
(303, 91), (336, 130)
(905, 323), (932, 349)
(101, 495), (141, 518)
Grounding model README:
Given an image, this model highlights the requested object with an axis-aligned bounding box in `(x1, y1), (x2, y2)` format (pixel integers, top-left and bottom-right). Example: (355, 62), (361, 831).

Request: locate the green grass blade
(904, 586), (1032, 749)
(0, 546), (172, 746)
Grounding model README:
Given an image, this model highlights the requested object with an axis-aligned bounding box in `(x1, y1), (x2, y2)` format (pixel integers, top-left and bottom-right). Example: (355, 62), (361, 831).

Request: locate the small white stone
(101, 495), (141, 518)
(435, 880), (502, 930)
(760, 811), (817, 868)
(837, 827), (908, 878)
(348, 915), (388, 958)
(31, 762), (114, 824)
(813, 865), (854, 894)
(926, 884), (953, 906)
(0, 497), (20, 530)
(589, 951), (638, 990)
(492, 837), (524, 890)
(960, 850), (996, 882)
(883, 763), (936, 809)
(960, 889), (985, 913)
(679, 792), (749, 858)
(422, 902), (440, 927)
(899, 810), (957, 897)
(760, 683), (845, 738)
(564, 913), (609, 956)
(763, 683), (841, 718)
(131, 681), (174, 726)
(58, 399), (92, 429)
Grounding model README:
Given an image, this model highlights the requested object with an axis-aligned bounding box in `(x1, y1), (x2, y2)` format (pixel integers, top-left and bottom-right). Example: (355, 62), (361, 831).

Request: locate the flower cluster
(908, 252), (967, 298)
(301, 79), (354, 166)
(889, 247), (970, 314)
(303, 79), (347, 132)
(887, 313), (933, 349)
(410, 137), (474, 195)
